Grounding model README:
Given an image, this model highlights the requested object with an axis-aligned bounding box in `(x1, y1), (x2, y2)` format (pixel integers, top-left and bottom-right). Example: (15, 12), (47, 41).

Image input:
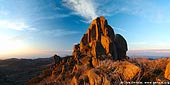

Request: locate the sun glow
(0, 36), (26, 54)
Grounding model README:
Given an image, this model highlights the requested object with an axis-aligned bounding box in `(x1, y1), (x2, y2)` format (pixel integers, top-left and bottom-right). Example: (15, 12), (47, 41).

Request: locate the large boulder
(114, 61), (141, 81)
(53, 54), (61, 64)
(164, 62), (170, 80)
(87, 69), (110, 85)
(114, 34), (128, 60)
(77, 16), (121, 59)
(97, 60), (141, 81)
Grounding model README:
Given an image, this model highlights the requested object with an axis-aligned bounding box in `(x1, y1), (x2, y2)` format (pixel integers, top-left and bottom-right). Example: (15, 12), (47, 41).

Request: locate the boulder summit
(72, 16), (128, 60)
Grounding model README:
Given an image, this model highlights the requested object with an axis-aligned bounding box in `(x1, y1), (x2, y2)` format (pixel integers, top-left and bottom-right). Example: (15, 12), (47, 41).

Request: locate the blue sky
(0, 0), (170, 59)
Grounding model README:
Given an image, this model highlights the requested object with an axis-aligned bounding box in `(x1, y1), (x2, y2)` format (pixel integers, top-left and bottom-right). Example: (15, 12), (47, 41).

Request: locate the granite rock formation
(26, 16), (170, 85)
(165, 62), (170, 80)
(72, 16), (128, 60)
(114, 34), (128, 60)
(53, 54), (61, 64)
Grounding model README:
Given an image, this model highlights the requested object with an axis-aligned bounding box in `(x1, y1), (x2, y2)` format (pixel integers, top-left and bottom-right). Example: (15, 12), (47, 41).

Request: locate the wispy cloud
(128, 49), (170, 58)
(53, 6), (63, 11)
(62, 0), (170, 23)
(41, 29), (80, 37)
(129, 42), (170, 50)
(0, 20), (36, 31)
(112, 26), (127, 33)
(34, 13), (72, 22)
(62, 0), (97, 21)
(106, 0), (170, 23)
(39, 50), (72, 57)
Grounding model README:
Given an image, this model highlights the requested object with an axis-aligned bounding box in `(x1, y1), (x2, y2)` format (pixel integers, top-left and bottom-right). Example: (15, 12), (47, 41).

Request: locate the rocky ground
(26, 57), (170, 85)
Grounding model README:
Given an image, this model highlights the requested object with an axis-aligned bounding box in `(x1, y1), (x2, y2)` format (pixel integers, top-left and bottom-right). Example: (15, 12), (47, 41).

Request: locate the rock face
(164, 62), (170, 80)
(72, 16), (128, 60)
(114, 34), (128, 60)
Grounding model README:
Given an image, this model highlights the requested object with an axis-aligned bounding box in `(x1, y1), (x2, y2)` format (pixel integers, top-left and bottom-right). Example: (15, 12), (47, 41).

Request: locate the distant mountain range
(0, 57), (53, 85)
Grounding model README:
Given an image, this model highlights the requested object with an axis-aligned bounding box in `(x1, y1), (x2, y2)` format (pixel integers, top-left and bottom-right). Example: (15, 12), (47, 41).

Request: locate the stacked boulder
(72, 16), (128, 60)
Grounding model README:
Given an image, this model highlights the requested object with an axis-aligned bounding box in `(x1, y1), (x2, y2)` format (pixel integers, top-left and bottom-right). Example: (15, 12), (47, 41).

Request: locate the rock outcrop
(26, 16), (170, 85)
(72, 16), (128, 60)
(27, 59), (142, 85)
(53, 54), (61, 64)
(114, 34), (128, 60)
(164, 62), (170, 80)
